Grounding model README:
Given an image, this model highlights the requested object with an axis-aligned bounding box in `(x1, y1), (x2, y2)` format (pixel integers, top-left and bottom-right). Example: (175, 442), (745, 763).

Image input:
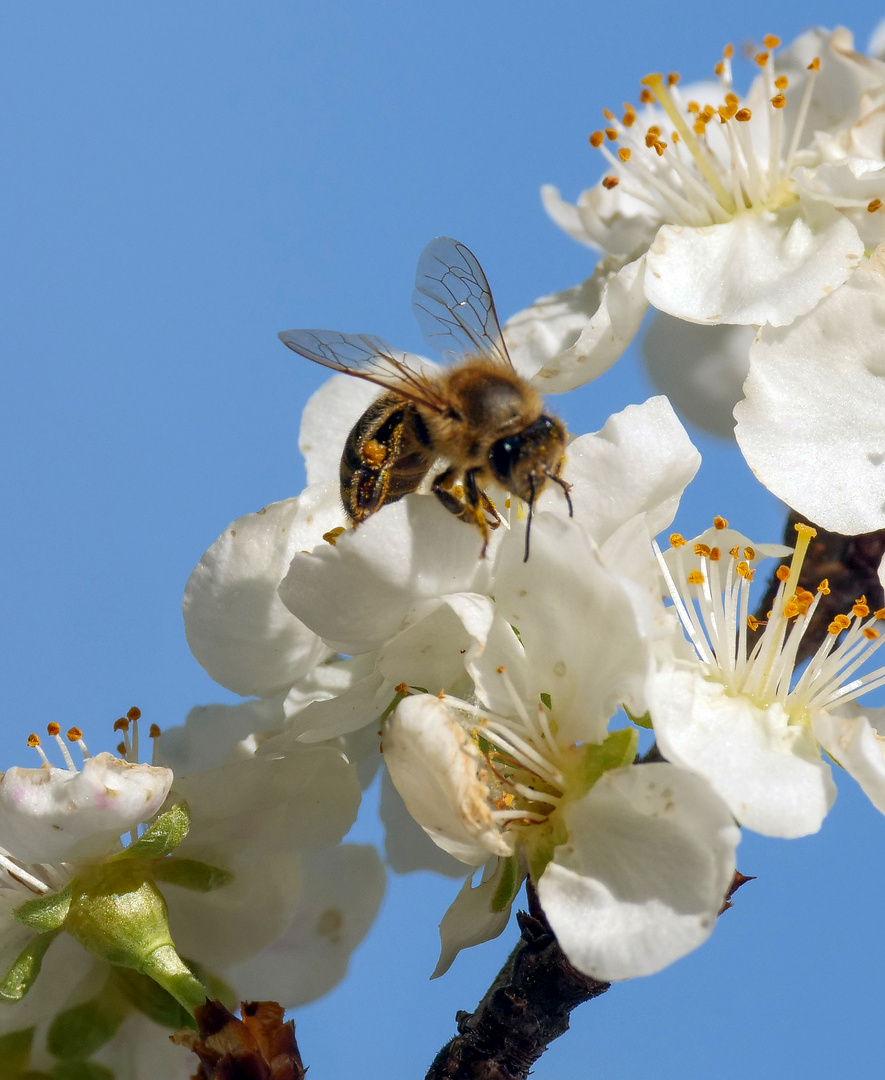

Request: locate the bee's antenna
(524, 477), (536, 563)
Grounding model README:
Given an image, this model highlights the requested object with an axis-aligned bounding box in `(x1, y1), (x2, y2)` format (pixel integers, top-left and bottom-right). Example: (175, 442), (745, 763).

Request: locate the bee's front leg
(431, 467), (499, 557)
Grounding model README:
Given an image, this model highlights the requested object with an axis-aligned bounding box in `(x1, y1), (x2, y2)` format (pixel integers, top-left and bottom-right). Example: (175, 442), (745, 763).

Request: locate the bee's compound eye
(489, 435), (522, 480)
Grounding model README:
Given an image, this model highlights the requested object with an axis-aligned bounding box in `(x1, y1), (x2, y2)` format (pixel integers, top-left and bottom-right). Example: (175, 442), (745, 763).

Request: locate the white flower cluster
(506, 26), (885, 533)
(4, 21), (884, 1078)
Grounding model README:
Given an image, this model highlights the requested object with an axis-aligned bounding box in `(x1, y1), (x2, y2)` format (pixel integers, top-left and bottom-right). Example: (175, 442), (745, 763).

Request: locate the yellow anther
(602, 107), (615, 120)
(323, 526), (346, 546)
(47, 722), (60, 736)
(66, 727), (83, 742)
(774, 75), (788, 90)
(589, 131), (605, 147)
(714, 60), (725, 76)
(853, 596), (870, 618)
(724, 92), (739, 106)
(807, 57), (820, 71)
(755, 51), (770, 67)
(622, 108), (636, 127)
(694, 544), (712, 557)
(763, 34), (781, 49)
(127, 706), (141, 721)
(693, 119), (706, 135)
(640, 87), (655, 104)
(864, 628), (880, 641)
(744, 546), (756, 560)
(723, 43), (734, 59)
(869, 199), (882, 213)
(394, 682), (410, 695)
(783, 601), (800, 619)
(687, 570), (705, 585)
(113, 717), (129, 731)
(605, 127), (618, 141)
(747, 614), (760, 631)
(818, 578), (830, 594)
(496, 665), (507, 674)
(713, 515), (728, 530)
(709, 547), (721, 561)
(771, 94), (786, 109)
(834, 614), (851, 630)
(653, 141), (667, 156)
(776, 566), (790, 581)
(618, 147), (632, 162)
(736, 108), (752, 121)
(687, 100), (700, 114)
(730, 545), (740, 558)
(669, 533), (686, 547)
(737, 561), (751, 578)
(602, 176), (620, 189)
(149, 723), (161, 738)
(667, 72), (680, 85)
(27, 733), (41, 747)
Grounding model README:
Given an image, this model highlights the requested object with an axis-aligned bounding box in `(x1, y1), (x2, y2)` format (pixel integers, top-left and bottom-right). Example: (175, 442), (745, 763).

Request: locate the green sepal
(624, 706), (653, 730)
(147, 857), (233, 893)
(0, 1028), (34, 1078)
(112, 803), (190, 862)
(48, 1062), (114, 1080)
(111, 967), (195, 1030)
(0, 930), (61, 1003)
(14, 887), (72, 933)
(524, 813), (568, 884)
(46, 976), (131, 1060)
(539, 692), (552, 710)
(490, 856), (522, 913)
(569, 727), (639, 796)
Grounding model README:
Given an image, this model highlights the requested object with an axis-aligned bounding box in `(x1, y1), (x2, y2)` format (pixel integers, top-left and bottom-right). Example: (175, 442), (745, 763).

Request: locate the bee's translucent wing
(411, 237), (513, 368)
(278, 328), (449, 412)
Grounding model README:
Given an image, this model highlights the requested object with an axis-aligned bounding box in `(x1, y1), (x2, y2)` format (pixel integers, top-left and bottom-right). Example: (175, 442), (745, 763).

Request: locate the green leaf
(570, 727), (639, 796)
(46, 983), (129, 1060)
(14, 887), (72, 932)
(49, 1063), (114, 1080)
(0, 1028), (34, 1078)
(0, 930), (60, 1003)
(111, 967), (195, 1030)
(624, 707), (653, 729)
(490, 856), (522, 913)
(112, 803), (190, 862)
(148, 857), (233, 893)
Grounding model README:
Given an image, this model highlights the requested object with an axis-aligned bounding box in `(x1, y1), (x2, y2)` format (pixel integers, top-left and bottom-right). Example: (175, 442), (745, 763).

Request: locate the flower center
(658, 517), (885, 723)
(592, 36), (821, 224)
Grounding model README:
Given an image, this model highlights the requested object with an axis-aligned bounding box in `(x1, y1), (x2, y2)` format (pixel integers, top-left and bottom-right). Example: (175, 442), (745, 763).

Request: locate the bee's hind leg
(431, 467), (498, 557)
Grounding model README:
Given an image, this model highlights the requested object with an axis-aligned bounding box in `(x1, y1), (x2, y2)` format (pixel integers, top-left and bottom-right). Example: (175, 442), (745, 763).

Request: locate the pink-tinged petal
(0, 754), (172, 864)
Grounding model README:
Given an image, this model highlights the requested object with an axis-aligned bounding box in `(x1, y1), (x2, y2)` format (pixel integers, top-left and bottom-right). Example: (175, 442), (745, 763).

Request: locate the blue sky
(1, 4), (884, 1077)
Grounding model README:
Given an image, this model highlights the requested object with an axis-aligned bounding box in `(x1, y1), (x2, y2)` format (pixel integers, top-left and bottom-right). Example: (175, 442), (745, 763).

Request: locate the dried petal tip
(173, 999), (307, 1080)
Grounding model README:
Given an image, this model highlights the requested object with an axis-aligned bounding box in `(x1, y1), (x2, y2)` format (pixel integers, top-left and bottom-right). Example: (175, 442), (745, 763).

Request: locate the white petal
(222, 844), (385, 1007)
(535, 396), (699, 542)
(173, 744), (361, 856)
(813, 708), (885, 815)
(380, 769), (467, 877)
(538, 763), (738, 980)
(870, 17), (885, 60)
(494, 516), (653, 746)
(165, 848), (303, 967)
(649, 665), (836, 837)
(432, 859), (513, 978)
(645, 204), (863, 326)
(383, 694), (513, 864)
(158, 695), (288, 773)
(735, 254), (885, 533)
(641, 315), (754, 438)
(504, 256), (647, 392)
(540, 183), (660, 257)
(279, 496), (492, 655)
(288, 668), (390, 742)
(183, 492), (337, 697)
(0, 755), (173, 864)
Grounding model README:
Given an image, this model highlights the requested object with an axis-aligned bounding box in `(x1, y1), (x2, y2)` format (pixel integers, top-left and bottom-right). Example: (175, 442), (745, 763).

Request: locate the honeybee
(279, 237), (572, 560)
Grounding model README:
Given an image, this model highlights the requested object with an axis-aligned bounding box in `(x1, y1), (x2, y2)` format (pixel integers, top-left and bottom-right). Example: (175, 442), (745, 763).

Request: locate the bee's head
(488, 415), (573, 561)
